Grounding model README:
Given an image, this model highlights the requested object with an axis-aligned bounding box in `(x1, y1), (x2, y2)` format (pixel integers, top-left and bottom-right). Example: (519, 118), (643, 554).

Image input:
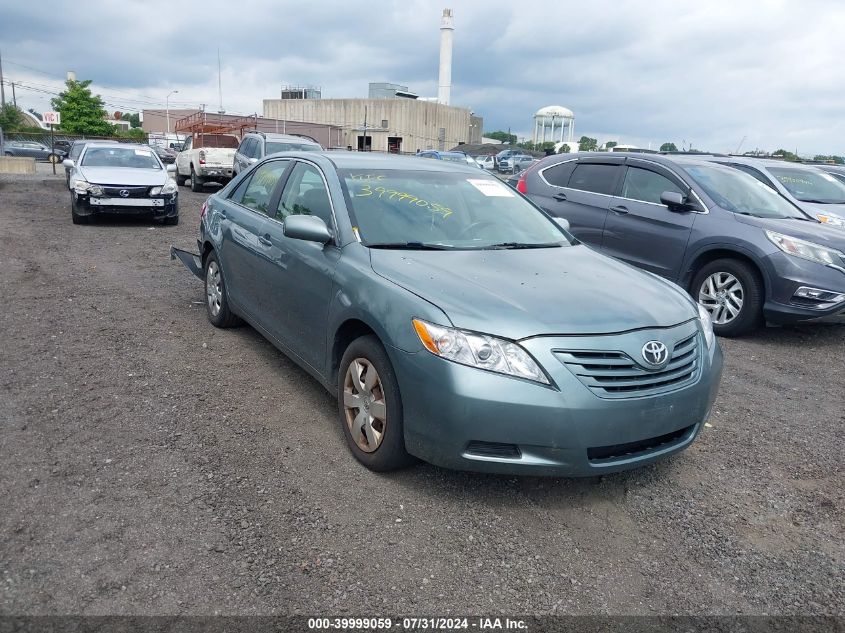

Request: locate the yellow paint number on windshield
(354, 184), (453, 218)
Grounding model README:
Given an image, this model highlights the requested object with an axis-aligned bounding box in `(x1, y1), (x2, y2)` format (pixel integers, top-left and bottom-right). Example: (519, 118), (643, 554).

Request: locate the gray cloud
(1, 0), (843, 154)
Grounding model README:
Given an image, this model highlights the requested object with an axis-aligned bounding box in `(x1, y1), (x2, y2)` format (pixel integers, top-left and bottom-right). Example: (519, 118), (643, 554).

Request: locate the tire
(175, 171), (187, 186)
(337, 335), (414, 472)
(71, 196), (90, 225)
(190, 168), (203, 192)
(203, 251), (240, 328)
(47, 153), (60, 164)
(692, 258), (763, 337)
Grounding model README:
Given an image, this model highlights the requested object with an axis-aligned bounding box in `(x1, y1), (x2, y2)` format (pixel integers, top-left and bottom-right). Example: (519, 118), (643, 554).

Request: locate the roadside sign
(42, 111), (61, 125)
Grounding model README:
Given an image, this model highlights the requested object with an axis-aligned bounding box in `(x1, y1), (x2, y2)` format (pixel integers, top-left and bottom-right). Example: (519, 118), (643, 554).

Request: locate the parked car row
(417, 149), (483, 169)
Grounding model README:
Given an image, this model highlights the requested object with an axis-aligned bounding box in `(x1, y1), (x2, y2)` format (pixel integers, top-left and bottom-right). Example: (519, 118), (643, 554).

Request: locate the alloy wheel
(343, 358), (387, 453)
(206, 260), (222, 317)
(699, 272), (744, 325)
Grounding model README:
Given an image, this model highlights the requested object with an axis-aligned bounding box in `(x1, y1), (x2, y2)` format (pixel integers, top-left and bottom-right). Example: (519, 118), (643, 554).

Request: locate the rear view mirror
(660, 191), (687, 210)
(62, 159), (75, 169)
(284, 215), (332, 244)
(554, 217), (571, 232)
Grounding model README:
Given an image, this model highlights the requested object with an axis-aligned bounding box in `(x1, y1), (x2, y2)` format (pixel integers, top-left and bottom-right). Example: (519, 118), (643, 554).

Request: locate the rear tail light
(516, 175), (527, 194)
(200, 200), (208, 219)
(199, 150), (206, 165)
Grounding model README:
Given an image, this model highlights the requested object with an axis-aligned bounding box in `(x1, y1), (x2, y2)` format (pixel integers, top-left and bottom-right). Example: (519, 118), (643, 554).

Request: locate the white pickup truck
(175, 133), (240, 191)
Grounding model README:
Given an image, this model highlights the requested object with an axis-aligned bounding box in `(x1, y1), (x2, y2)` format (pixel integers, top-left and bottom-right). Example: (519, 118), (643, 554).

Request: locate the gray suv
(519, 153), (845, 336)
(233, 132), (321, 175)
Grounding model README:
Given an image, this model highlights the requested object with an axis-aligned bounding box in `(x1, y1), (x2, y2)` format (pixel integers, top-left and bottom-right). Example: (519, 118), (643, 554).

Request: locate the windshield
(438, 153), (467, 164)
(339, 169), (571, 249)
(195, 134), (239, 149)
(767, 166), (845, 203)
(685, 164), (806, 219)
(81, 147), (161, 169)
(265, 141), (320, 154)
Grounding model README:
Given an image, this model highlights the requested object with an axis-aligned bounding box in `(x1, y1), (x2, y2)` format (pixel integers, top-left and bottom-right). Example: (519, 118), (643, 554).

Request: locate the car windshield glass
(685, 165), (805, 219)
(767, 167), (845, 203)
(438, 153), (467, 164)
(265, 142), (320, 154)
(339, 169), (571, 249)
(81, 147), (161, 169)
(195, 134), (239, 149)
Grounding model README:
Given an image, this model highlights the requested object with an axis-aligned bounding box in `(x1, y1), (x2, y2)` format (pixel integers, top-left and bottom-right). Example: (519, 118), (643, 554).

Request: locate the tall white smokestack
(438, 8), (454, 105)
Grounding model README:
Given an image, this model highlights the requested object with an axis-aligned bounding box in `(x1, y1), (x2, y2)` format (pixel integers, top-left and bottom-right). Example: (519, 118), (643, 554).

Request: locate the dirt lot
(1, 173), (843, 616)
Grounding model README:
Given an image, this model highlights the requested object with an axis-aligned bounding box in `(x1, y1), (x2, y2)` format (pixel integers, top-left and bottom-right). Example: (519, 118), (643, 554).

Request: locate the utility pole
(11, 82), (16, 107)
(0, 49), (5, 107)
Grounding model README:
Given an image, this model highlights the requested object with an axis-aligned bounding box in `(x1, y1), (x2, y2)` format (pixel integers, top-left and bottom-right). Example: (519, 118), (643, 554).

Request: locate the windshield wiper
(367, 242), (454, 250)
(798, 199), (845, 204)
(483, 242), (563, 250)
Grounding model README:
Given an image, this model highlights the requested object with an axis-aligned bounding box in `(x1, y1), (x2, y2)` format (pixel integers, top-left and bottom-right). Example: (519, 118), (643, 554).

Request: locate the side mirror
(554, 217), (571, 232)
(284, 214), (332, 244)
(249, 157), (258, 164)
(660, 191), (688, 211)
(62, 159), (75, 169)
(166, 164), (177, 174)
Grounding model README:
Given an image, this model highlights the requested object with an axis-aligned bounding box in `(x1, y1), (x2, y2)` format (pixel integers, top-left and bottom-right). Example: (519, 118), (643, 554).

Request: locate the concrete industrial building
(141, 109), (342, 149)
(262, 8), (483, 153)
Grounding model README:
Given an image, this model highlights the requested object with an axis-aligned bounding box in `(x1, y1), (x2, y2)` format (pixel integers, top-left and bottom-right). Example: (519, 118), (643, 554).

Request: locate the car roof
(248, 132), (320, 144)
(302, 151), (491, 174)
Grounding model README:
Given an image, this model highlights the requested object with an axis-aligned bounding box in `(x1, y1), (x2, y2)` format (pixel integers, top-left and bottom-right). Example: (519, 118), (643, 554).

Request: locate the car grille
(465, 441), (521, 459)
(556, 333), (700, 399)
(101, 186), (151, 198)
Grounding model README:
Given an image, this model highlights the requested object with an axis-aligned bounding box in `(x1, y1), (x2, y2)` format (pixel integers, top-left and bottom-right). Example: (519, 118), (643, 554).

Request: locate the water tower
(532, 105), (575, 144)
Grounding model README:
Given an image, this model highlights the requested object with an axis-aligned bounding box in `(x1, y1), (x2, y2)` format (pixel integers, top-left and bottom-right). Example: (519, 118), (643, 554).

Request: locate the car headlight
(698, 304), (715, 349)
(150, 180), (178, 196)
(412, 318), (550, 384)
(765, 230), (845, 268)
(814, 211), (845, 227)
(73, 180), (102, 196)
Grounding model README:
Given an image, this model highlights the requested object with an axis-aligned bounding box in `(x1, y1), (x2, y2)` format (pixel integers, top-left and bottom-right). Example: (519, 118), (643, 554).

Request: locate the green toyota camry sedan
(172, 152), (723, 476)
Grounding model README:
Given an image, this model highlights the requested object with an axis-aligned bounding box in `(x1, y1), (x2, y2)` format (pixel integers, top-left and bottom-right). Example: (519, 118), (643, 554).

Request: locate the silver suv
(233, 132), (322, 175)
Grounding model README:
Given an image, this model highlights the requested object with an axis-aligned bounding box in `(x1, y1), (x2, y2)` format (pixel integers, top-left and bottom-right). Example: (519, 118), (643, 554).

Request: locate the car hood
(735, 215), (845, 250)
(78, 166), (168, 186)
(370, 245), (697, 339)
(794, 201), (845, 228)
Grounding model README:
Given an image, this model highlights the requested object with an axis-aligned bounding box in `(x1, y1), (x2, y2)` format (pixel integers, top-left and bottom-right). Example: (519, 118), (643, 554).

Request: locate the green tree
(813, 154), (844, 165)
(0, 104), (24, 131)
(578, 136), (598, 152)
(122, 112), (142, 128)
(773, 149), (799, 162)
(605, 141), (618, 150)
(558, 143), (571, 154)
(486, 130), (517, 144)
(659, 142), (678, 152)
(51, 79), (115, 136)
(516, 140), (536, 151)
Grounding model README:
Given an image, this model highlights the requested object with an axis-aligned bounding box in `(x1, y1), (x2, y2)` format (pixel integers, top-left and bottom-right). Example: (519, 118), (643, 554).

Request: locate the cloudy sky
(2, 0), (843, 155)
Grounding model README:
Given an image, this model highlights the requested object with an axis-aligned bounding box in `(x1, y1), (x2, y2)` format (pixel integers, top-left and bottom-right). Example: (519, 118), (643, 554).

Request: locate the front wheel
(337, 336), (414, 472)
(175, 170), (187, 186)
(71, 196), (90, 225)
(203, 252), (240, 328)
(692, 258), (763, 337)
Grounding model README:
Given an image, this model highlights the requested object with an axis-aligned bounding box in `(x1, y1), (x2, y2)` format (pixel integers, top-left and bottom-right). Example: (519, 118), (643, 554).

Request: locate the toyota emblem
(641, 341), (669, 366)
(119, 189), (130, 198)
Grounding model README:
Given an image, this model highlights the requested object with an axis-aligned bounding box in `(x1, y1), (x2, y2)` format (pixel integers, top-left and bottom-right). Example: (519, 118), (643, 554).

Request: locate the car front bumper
(392, 321), (723, 477)
(762, 252), (845, 323)
(74, 192), (179, 218)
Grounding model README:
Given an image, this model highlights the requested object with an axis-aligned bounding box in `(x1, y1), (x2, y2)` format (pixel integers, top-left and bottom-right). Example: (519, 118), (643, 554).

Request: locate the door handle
(217, 209), (227, 219)
(258, 235), (272, 246)
(553, 192), (567, 201)
(610, 205), (629, 215)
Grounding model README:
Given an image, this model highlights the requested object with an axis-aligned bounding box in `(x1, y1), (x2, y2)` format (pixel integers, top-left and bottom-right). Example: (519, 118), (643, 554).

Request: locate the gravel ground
(1, 173), (843, 616)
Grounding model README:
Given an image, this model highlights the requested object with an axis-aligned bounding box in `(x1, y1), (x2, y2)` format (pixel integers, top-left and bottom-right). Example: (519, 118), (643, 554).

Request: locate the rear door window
(541, 161), (576, 187)
(568, 163), (620, 195)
